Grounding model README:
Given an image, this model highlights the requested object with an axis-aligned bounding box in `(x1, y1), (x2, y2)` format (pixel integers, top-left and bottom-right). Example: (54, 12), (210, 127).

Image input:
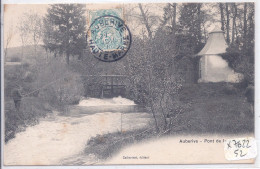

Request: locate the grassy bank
(4, 50), (84, 143)
(178, 83), (254, 134)
(4, 97), (53, 142)
(85, 128), (157, 160)
(84, 82), (254, 161)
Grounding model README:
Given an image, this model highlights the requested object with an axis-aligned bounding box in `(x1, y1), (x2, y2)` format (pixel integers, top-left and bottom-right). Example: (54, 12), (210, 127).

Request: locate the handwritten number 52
(234, 149), (247, 157)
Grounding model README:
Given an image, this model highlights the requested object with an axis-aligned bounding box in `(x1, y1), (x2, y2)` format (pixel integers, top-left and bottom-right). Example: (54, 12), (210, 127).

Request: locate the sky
(3, 3), (218, 48)
(3, 3), (162, 48)
(4, 4), (49, 47)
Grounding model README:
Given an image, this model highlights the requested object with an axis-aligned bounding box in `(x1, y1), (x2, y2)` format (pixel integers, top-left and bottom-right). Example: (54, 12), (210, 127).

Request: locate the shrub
(22, 62), (30, 68)
(10, 57), (22, 62)
(5, 97), (51, 142)
(220, 46), (254, 89)
(23, 71), (36, 83)
(4, 63), (37, 99)
(85, 128), (156, 160)
(37, 58), (84, 106)
(223, 83), (238, 95)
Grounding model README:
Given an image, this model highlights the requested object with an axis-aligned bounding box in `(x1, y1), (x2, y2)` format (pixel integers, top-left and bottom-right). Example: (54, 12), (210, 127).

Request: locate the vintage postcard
(2, 1), (257, 166)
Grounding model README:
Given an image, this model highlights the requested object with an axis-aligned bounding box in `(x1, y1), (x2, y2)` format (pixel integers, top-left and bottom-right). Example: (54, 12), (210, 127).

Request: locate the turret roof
(197, 25), (228, 56)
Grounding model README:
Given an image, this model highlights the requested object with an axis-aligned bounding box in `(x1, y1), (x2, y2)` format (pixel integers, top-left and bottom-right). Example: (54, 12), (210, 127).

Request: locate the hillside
(5, 45), (47, 63)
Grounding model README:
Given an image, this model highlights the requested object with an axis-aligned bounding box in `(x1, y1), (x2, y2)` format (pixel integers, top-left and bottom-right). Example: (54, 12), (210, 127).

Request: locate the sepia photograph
(2, 1), (256, 166)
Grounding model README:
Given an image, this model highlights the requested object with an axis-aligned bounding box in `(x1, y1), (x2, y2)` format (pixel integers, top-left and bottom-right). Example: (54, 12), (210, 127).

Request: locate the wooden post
(104, 74), (108, 98)
(106, 73), (108, 85)
(101, 86), (104, 98)
(116, 77), (119, 95)
(111, 76), (114, 96)
(121, 112), (123, 133)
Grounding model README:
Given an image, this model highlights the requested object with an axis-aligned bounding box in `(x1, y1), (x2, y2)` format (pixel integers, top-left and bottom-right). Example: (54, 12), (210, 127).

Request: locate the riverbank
(4, 55), (84, 143)
(84, 127), (157, 160)
(84, 83), (254, 162)
(5, 97), (53, 142)
(4, 111), (151, 165)
(4, 112), (124, 165)
(4, 97), (151, 165)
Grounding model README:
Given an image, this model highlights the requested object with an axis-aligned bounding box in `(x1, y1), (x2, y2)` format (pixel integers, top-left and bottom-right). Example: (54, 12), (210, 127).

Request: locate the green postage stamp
(87, 9), (131, 62)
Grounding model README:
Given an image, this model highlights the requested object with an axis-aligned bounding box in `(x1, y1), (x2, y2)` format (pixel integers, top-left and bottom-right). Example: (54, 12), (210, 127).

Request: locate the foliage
(17, 11), (43, 57)
(4, 3), (255, 144)
(125, 30), (186, 133)
(5, 52), (84, 143)
(124, 3), (213, 133)
(4, 24), (14, 58)
(218, 3), (254, 47)
(220, 45), (254, 88)
(10, 57), (22, 62)
(4, 63), (37, 99)
(43, 4), (87, 64)
(161, 3), (177, 32)
(178, 3), (204, 55)
(83, 82), (253, 160)
(179, 83), (254, 134)
(85, 128), (156, 160)
(37, 58), (84, 105)
(5, 97), (51, 142)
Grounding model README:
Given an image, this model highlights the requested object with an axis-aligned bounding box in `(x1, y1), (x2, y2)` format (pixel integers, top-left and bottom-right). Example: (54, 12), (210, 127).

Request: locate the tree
(219, 3), (225, 31)
(225, 3), (230, 44)
(27, 12), (43, 56)
(161, 3), (177, 38)
(247, 3), (254, 57)
(4, 24), (14, 59)
(43, 4), (87, 64)
(123, 4), (186, 134)
(243, 3), (247, 50)
(219, 2), (254, 88)
(197, 4), (202, 44)
(42, 16), (59, 58)
(16, 12), (43, 59)
(231, 3), (237, 44)
(17, 16), (30, 58)
(178, 3), (204, 55)
(138, 4), (153, 39)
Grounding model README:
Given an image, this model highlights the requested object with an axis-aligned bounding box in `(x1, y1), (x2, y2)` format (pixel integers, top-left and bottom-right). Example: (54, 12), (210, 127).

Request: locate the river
(4, 96), (151, 165)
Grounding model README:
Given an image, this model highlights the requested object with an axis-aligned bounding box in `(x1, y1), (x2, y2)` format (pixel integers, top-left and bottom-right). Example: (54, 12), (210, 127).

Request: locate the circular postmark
(87, 15), (132, 62)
